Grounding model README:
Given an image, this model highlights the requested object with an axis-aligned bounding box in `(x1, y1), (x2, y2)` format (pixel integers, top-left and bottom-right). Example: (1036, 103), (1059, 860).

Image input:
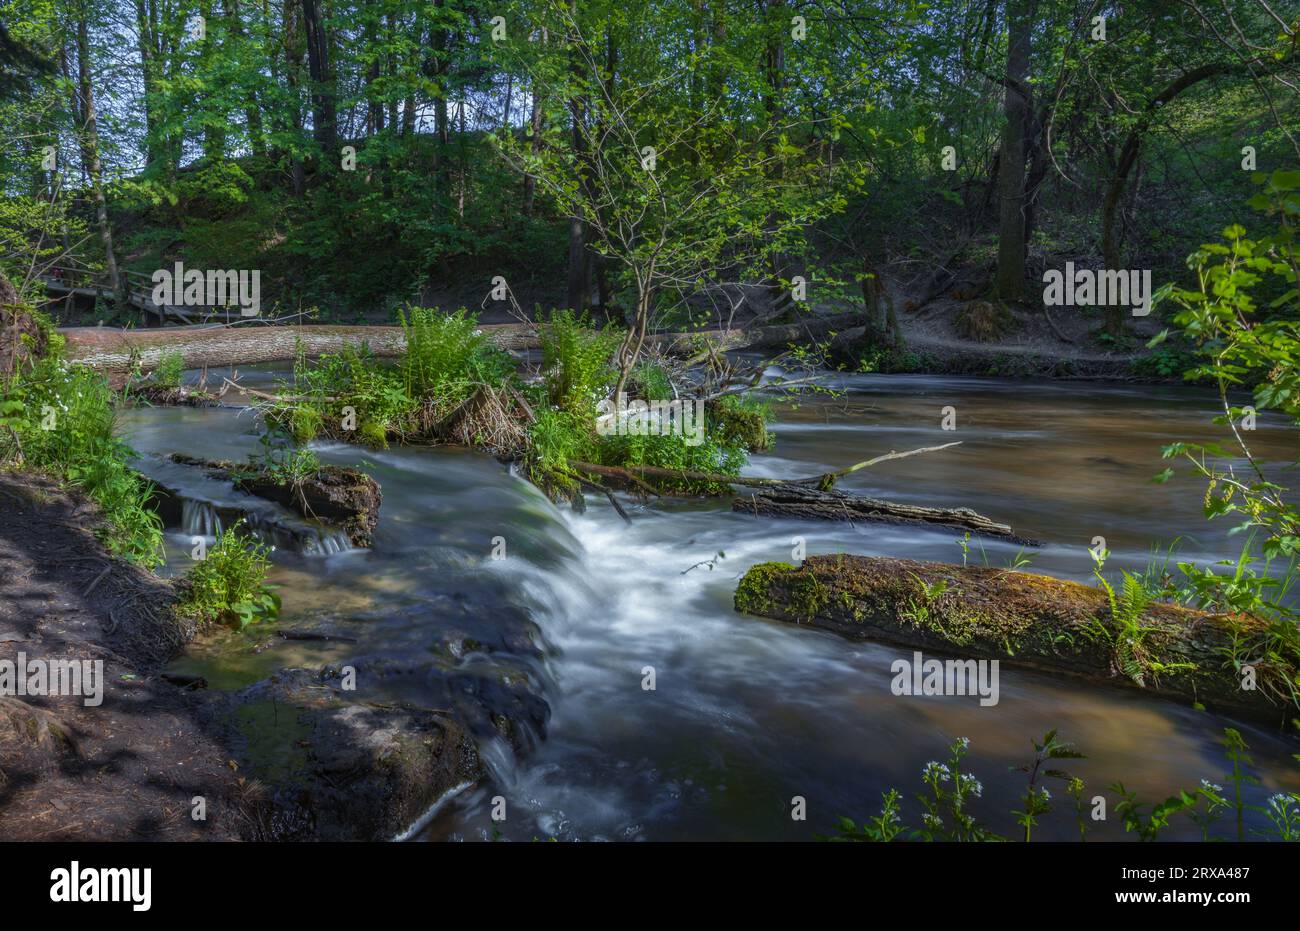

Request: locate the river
(118, 370), (1300, 841)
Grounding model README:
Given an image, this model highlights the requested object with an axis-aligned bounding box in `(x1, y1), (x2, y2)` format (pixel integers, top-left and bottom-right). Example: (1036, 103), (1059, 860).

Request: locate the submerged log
(169, 454), (381, 546)
(569, 441), (1027, 541)
(732, 484), (1031, 542)
(734, 555), (1296, 727)
(61, 311), (867, 375)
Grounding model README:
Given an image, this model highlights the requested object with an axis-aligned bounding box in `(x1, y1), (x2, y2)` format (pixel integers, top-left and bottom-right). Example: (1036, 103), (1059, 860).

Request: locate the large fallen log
(60, 311), (865, 375)
(56, 315), (850, 375)
(568, 441), (1028, 541)
(734, 555), (1296, 727)
(731, 484), (1031, 542)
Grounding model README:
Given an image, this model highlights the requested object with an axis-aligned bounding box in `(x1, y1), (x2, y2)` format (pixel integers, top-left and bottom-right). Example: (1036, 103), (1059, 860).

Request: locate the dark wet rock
(199, 667), (483, 841)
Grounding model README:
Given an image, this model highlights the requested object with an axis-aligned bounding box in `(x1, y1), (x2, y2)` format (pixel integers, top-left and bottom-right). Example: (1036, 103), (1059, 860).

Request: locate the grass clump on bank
(525, 312), (754, 496)
(172, 521), (279, 629)
(1, 302), (163, 566)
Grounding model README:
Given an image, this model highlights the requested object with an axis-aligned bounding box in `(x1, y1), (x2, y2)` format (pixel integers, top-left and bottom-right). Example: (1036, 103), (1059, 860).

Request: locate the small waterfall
(180, 498), (223, 538)
(304, 528), (354, 556)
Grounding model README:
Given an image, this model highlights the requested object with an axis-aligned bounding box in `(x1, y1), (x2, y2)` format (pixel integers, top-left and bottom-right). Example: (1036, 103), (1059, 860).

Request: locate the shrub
(152, 350), (185, 389)
(173, 522), (278, 629)
(709, 394), (774, 452)
(398, 305), (515, 409)
(954, 300), (1015, 342)
(539, 309), (621, 414)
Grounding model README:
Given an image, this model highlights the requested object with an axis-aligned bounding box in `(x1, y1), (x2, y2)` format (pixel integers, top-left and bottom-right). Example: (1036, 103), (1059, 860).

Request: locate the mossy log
(169, 454), (381, 546)
(734, 555), (1297, 727)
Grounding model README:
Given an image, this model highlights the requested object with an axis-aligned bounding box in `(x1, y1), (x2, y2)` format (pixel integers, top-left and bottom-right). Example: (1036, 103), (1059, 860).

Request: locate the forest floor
(0, 472), (255, 840)
(887, 293), (1163, 374)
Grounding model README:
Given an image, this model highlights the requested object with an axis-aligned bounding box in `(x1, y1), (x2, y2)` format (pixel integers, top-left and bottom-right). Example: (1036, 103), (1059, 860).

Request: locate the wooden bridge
(40, 260), (250, 326)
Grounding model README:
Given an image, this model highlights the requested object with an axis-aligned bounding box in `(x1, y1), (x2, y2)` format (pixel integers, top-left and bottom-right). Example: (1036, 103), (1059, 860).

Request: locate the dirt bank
(0, 469), (532, 840)
(0, 472), (254, 839)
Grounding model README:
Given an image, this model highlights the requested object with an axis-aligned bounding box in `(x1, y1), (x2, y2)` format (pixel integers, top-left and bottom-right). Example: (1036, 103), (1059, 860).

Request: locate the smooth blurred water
(119, 370), (1300, 841)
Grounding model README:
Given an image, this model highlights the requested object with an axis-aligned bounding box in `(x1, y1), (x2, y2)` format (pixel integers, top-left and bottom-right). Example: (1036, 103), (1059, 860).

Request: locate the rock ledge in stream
(735, 555), (1297, 728)
(170, 454), (381, 546)
(200, 668), (480, 841)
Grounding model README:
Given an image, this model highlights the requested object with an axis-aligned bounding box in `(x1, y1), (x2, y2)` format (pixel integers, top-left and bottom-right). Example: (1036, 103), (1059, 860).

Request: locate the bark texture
(61, 311), (868, 375)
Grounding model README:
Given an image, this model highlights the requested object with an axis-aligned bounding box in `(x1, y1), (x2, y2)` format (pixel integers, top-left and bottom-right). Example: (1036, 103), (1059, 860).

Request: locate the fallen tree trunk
(735, 555), (1295, 727)
(568, 441), (1027, 541)
(732, 484), (1030, 542)
(61, 311), (866, 375)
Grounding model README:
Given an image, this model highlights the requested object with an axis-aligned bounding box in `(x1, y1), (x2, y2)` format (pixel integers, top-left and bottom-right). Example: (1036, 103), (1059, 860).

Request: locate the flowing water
(118, 369), (1300, 841)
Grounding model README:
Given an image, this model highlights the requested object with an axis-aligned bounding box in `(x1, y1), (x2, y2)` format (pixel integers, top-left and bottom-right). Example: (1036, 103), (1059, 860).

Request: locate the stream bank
(0, 469), (537, 840)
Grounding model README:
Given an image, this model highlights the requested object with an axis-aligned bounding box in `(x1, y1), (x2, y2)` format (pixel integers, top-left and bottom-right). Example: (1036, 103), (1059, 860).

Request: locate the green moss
(735, 561), (797, 615)
(708, 396), (773, 452)
(735, 561), (828, 619)
(220, 699), (311, 785)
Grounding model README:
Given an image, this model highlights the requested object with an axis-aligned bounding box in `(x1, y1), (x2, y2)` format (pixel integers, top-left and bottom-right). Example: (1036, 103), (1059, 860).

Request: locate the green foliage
(538, 309), (620, 414)
(151, 350), (185, 390)
(1013, 730), (1084, 843)
(1128, 345), (1199, 379)
(1161, 175), (1300, 561)
(1085, 547), (1195, 687)
(398, 305), (516, 410)
(1152, 182), (1300, 709)
(709, 394), (774, 452)
(525, 406), (598, 489)
(1, 355), (162, 566)
(174, 161), (255, 219)
(173, 521), (279, 629)
(241, 424), (321, 488)
(835, 727), (1298, 843)
(274, 342), (413, 447)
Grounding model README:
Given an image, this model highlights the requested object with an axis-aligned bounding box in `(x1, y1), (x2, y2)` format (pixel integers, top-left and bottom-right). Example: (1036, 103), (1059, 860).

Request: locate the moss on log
(734, 555), (1297, 727)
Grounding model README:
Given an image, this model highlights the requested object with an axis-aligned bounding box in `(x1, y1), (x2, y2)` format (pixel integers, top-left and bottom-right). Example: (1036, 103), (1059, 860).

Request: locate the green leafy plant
(2, 355), (163, 566)
(173, 521), (279, 629)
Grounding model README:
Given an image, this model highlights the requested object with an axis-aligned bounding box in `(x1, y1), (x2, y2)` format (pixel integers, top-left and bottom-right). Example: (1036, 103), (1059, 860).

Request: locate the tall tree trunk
(133, 0), (166, 171)
(199, 0), (226, 161)
(282, 0), (307, 194)
(761, 1), (789, 316)
(991, 0), (1035, 303)
(300, 0), (335, 150)
(432, 1), (450, 192)
(71, 7), (123, 308)
(565, 3), (590, 313)
(222, 0), (265, 156)
(521, 74), (543, 215)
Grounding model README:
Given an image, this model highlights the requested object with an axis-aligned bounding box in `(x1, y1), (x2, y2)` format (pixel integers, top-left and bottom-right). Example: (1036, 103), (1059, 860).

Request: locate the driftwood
(732, 484), (1031, 542)
(734, 555), (1296, 728)
(570, 442), (962, 493)
(60, 311), (867, 375)
(568, 441), (1026, 540)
